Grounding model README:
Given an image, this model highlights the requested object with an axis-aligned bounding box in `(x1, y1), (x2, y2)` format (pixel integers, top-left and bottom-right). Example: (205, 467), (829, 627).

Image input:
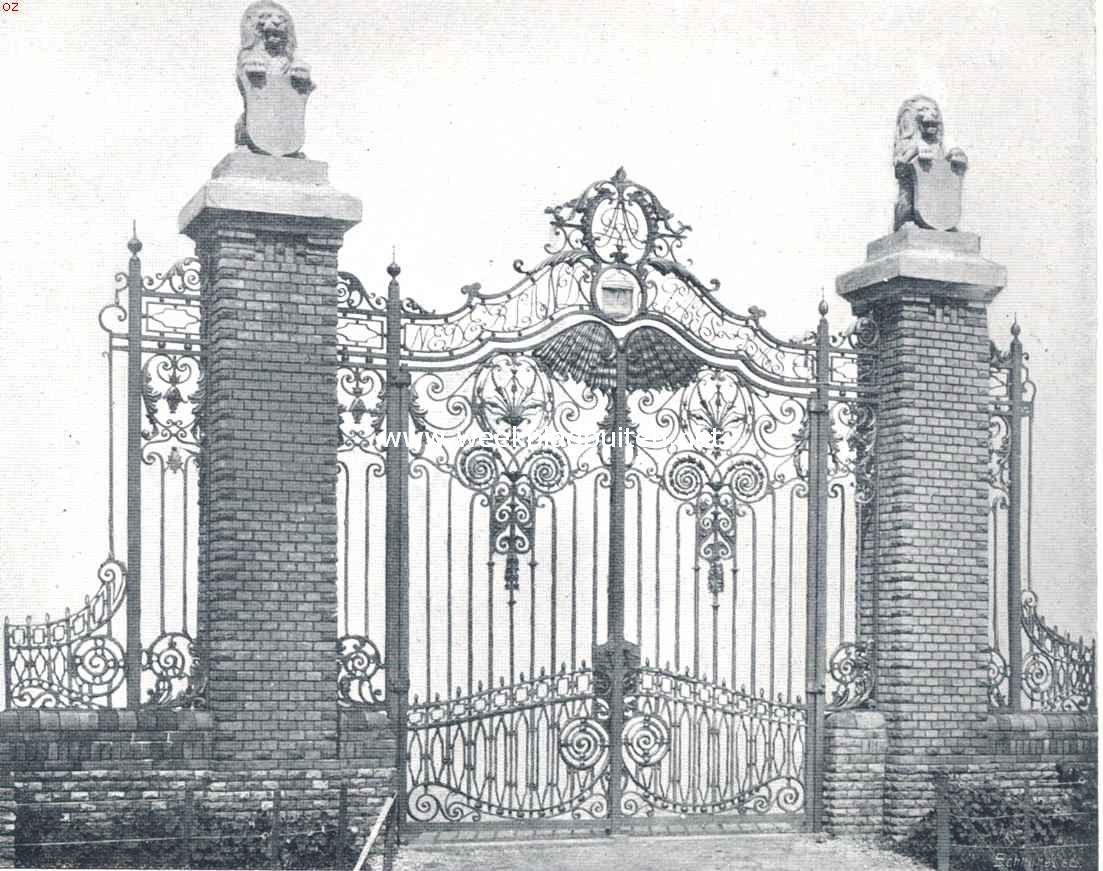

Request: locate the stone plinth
(838, 225), (1005, 311)
(836, 226), (1004, 837)
(179, 151), (361, 232)
(181, 153), (360, 788)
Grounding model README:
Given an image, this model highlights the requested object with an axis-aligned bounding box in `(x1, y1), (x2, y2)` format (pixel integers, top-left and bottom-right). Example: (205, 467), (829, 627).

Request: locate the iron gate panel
(345, 169), (884, 829)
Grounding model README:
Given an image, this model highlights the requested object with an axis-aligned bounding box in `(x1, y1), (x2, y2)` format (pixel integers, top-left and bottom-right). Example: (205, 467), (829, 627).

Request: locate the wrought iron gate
(3, 161), (1097, 839)
(336, 170), (880, 831)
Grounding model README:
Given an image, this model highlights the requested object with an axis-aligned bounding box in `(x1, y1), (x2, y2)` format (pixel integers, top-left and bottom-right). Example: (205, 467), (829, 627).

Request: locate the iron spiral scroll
(404, 664), (808, 822)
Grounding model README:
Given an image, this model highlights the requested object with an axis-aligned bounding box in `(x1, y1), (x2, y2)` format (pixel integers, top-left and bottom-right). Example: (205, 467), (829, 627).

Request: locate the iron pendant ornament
(234, 1), (314, 157)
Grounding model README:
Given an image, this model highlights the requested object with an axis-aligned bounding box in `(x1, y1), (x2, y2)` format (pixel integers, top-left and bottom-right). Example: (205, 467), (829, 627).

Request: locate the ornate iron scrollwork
(1021, 591), (1096, 712)
(827, 641), (875, 710)
(4, 558), (127, 708)
(337, 635), (385, 707)
(984, 644), (1010, 709)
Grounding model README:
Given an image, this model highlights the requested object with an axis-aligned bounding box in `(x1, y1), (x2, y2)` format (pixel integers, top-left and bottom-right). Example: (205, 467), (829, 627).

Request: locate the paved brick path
(392, 833), (927, 871)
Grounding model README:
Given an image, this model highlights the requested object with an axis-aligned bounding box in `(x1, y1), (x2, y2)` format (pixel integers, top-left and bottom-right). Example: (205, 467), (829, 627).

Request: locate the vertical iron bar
(549, 501), (558, 671)
(364, 467), (371, 633)
(592, 485), (599, 657)
(693, 554), (700, 677)
(182, 462), (190, 636)
(384, 261), (410, 833)
(270, 789), (282, 870)
(571, 484), (578, 668)
(159, 461), (166, 636)
(605, 340), (629, 830)
(654, 488), (661, 666)
(425, 473), (431, 697)
(935, 774), (950, 871)
(1021, 782), (1034, 871)
(446, 478), (453, 695)
(126, 230), (143, 709)
(636, 481), (643, 646)
(3, 619), (10, 709)
(336, 782), (348, 869)
(1007, 325), (1024, 711)
(530, 524), (537, 679)
(750, 508), (758, 694)
(675, 508), (682, 671)
(804, 305), (830, 832)
(788, 488), (796, 702)
(467, 495), (475, 694)
(769, 492), (777, 700)
(182, 784), (194, 870)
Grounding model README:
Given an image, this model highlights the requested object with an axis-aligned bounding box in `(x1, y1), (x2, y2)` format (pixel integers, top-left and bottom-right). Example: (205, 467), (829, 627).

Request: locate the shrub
(15, 801), (354, 869)
(896, 772), (1098, 871)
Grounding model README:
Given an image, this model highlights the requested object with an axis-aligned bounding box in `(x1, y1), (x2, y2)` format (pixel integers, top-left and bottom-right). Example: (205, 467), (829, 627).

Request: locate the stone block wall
(823, 709), (887, 836)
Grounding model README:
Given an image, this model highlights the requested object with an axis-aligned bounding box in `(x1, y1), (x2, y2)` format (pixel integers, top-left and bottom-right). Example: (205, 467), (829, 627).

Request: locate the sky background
(0, 1), (1095, 637)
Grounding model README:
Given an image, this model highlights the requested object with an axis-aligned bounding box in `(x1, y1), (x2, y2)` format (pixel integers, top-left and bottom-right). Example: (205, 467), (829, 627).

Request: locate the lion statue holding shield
(893, 96), (968, 231)
(234, 1), (314, 156)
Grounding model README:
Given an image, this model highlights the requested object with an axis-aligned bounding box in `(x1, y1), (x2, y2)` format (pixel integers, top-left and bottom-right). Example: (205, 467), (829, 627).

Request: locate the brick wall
(823, 709), (886, 836)
(987, 712), (1098, 799)
(0, 771), (13, 869)
(821, 709), (1097, 837)
(0, 708), (395, 866)
(0, 709), (212, 775)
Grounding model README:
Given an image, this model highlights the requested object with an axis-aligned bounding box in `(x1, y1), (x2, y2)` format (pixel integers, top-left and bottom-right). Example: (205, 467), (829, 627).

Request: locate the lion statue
(893, 96), (968, 230)
(234, 1), (314, 155)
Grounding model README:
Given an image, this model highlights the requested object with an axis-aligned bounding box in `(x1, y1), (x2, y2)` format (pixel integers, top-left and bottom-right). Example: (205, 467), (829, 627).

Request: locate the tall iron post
(384, 261), (411, 839)
(604, 340), (630, 830)
(125, 230), (144, 710)
(804, 301), (830, 831)
(1006, 322), (1024, 711)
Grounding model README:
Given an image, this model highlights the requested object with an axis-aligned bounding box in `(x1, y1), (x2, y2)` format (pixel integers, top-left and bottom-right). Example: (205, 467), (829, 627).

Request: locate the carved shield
(240, 69), (307, 157)
(912, 156), (963, 231)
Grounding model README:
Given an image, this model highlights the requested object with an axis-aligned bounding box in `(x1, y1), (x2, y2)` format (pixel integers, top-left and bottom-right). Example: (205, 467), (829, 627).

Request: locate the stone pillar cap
(836, 225), (1006, 312)
(179, 151), (362, 236)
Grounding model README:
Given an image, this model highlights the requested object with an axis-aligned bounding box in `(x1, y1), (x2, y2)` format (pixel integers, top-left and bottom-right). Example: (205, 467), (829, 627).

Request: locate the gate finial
(127, 221), (142, 256)
(893, 96), (969, 231)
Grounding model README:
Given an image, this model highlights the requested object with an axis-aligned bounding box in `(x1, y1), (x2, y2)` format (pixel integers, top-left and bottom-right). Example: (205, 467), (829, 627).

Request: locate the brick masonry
(187, 215), (347, 769)
(863, 295), (992, 835)
(823, 710), (887, 836)
(987, 712), (1098, 799)
(822, 710), (1097, 837)
(0, 708), (395, 866)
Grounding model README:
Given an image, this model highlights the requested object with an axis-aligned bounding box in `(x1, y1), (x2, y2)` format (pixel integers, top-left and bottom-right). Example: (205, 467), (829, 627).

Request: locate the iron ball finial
(127, 220), (142, 255)
(387, 260), (401, 279)
(1011, 317), (1021, 338)
(818, 298), (829, 317)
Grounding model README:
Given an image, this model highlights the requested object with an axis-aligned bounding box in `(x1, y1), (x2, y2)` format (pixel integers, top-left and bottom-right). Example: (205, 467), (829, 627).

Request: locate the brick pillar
(837, 226), (1005, 837)
(179, 152), (360, 783)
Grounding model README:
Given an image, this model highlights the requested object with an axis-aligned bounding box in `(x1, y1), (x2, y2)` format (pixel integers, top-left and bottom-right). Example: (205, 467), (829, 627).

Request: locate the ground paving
(391, 832), (928, 871)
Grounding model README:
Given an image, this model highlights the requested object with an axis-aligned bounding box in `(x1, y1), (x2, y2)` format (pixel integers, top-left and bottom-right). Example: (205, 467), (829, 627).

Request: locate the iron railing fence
(985, 326), (1096, 714)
